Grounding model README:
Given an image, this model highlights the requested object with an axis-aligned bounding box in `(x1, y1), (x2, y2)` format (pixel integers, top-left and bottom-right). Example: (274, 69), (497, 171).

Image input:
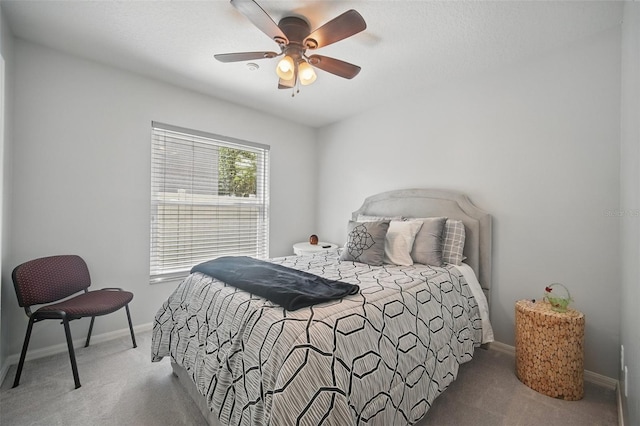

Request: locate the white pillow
(384, 220), (423, 266)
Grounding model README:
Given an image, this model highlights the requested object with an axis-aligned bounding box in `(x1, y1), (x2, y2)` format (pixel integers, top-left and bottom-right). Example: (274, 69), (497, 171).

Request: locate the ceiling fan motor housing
(278, 16), (313, 48)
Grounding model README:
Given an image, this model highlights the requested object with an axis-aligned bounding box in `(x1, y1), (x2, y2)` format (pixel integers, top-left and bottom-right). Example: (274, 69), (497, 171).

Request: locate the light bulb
(276, 56), (295, 80)
(299, 61), (317, 86)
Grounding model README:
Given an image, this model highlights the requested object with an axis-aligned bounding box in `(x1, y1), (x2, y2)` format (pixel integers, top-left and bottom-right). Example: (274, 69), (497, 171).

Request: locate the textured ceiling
(1, 0), (624, 128)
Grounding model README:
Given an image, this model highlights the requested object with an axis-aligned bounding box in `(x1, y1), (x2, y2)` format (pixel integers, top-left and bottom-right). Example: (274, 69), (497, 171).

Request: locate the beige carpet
(418, 349), (618, 426)
(0, 330), (617, 425)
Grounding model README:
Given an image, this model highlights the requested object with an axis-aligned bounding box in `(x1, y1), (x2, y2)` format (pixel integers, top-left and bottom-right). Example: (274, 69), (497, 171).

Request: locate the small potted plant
(543, 283), (573, 313)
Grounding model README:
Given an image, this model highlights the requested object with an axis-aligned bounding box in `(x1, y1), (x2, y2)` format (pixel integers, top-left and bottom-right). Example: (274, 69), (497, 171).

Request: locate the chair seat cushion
(36, 290), (133, 317)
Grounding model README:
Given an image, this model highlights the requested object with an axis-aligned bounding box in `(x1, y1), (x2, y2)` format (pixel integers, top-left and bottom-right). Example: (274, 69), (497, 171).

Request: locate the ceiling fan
(215, 0), (366, 94)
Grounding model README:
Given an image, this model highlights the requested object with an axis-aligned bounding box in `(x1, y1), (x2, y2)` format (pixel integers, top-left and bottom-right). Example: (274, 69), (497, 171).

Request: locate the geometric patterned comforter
(151, 250), (483, 425)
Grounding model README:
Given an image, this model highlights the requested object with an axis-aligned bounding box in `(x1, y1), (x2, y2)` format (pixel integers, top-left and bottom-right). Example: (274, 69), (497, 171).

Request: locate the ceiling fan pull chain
(291, 77), (301, 97)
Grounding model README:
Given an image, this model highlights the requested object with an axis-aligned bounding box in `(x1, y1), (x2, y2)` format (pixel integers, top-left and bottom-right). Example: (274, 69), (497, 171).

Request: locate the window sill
(150, 272), (189, 285)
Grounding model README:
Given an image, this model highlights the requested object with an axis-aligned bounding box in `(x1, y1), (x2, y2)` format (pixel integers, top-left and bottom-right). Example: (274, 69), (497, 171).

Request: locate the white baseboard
(487, 340), (516, 356)
(0, 322), (153, 386)
(0, 357), (11, 389)
(617, 383), (625, 426)
(488, 341), (619, 390)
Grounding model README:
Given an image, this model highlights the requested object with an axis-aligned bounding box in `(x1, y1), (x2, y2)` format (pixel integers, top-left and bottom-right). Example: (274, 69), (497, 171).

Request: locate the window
(150, 122), (269, 282)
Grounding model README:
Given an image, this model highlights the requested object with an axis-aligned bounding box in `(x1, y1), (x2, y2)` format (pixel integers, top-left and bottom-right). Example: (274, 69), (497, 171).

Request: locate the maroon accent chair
(11, 255), (137, 389)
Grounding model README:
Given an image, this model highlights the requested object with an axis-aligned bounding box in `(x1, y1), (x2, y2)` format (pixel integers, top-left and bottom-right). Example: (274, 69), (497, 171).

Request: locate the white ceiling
(1, 0), (624, 128)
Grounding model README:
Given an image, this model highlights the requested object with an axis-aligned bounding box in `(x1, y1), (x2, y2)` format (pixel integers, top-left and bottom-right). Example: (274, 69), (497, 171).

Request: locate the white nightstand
(293, 242), (338, 256)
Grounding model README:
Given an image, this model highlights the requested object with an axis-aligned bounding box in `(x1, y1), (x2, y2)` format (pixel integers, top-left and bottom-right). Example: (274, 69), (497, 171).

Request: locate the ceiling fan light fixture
(298, 61), (317, 86)
(276, 55), (295, 80)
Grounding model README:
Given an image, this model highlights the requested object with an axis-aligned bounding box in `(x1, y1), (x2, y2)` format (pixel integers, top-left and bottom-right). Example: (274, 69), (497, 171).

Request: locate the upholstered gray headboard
(351, 188), (492, 300)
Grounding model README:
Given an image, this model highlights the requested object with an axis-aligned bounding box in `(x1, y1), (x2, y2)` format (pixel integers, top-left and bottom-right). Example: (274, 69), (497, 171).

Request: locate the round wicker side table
(515, 300), (585, 400)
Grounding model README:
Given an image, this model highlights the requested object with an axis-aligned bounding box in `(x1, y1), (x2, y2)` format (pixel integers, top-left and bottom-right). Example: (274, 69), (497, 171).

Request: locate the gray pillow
(409, 217), (447, 266)
(340, 220), (390, 266)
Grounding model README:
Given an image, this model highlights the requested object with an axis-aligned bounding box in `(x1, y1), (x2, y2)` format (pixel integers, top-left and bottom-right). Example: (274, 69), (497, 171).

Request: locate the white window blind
(150, 122), (270, 282)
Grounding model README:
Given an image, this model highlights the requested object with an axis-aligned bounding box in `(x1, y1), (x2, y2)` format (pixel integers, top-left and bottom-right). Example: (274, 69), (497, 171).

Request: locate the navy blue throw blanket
(190, 256), (359, 311)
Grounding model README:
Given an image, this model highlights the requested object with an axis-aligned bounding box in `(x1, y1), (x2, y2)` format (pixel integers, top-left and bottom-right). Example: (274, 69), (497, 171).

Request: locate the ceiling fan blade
(231, 0), (288, 44)
(304, 10), (366, 49)
(308, 55), (361, 79)
(214, 51), (278, 63)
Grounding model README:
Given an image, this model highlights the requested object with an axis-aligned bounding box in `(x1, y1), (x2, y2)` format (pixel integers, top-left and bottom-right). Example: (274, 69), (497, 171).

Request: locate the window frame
(149, 121), (270, 283)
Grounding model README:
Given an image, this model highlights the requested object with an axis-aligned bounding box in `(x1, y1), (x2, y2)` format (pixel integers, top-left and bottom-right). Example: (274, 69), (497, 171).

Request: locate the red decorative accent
(545, 286), (552, 293)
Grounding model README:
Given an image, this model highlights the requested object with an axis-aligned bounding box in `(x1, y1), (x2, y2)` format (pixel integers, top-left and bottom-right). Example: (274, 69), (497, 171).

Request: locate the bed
(152, 188), (492, 425)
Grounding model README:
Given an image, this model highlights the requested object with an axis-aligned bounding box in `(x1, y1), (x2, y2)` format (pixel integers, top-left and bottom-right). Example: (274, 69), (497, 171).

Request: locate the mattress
(152, 250), (486, 425)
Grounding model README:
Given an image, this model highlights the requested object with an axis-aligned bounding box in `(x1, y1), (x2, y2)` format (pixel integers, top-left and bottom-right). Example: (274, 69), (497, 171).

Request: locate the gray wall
(0, 4), (15, 381)
(1, 39), (318, 358)
(620, 3), (639, 425)
(316, 26), (622, 379)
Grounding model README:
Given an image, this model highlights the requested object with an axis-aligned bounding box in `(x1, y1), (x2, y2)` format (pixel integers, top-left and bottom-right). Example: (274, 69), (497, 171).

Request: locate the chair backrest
(12, 255), (91, 307)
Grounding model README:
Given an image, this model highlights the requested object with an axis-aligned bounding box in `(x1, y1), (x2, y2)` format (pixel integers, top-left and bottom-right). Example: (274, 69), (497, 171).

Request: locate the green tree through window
(218, 147), (257, 197)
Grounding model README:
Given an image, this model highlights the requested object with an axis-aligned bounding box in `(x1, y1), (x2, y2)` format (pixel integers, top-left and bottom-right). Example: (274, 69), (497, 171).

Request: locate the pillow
(409, 217), (447, 266)
(442, 219), (466, 265)
(384, 220), (423, 266)
(340, 220), (390, 266)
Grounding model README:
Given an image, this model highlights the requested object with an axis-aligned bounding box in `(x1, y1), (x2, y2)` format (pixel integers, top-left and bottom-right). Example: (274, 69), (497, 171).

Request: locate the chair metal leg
(125, 304), (137, 348)
(13, 317), (35, 388)
(62, 317), (81, 389)
(85, 316), (95, 348)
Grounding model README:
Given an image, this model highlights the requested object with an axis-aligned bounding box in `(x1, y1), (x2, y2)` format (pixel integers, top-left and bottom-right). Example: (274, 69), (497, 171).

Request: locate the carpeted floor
(0, 330), (617, 425)
(419, 349), (618, 426)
